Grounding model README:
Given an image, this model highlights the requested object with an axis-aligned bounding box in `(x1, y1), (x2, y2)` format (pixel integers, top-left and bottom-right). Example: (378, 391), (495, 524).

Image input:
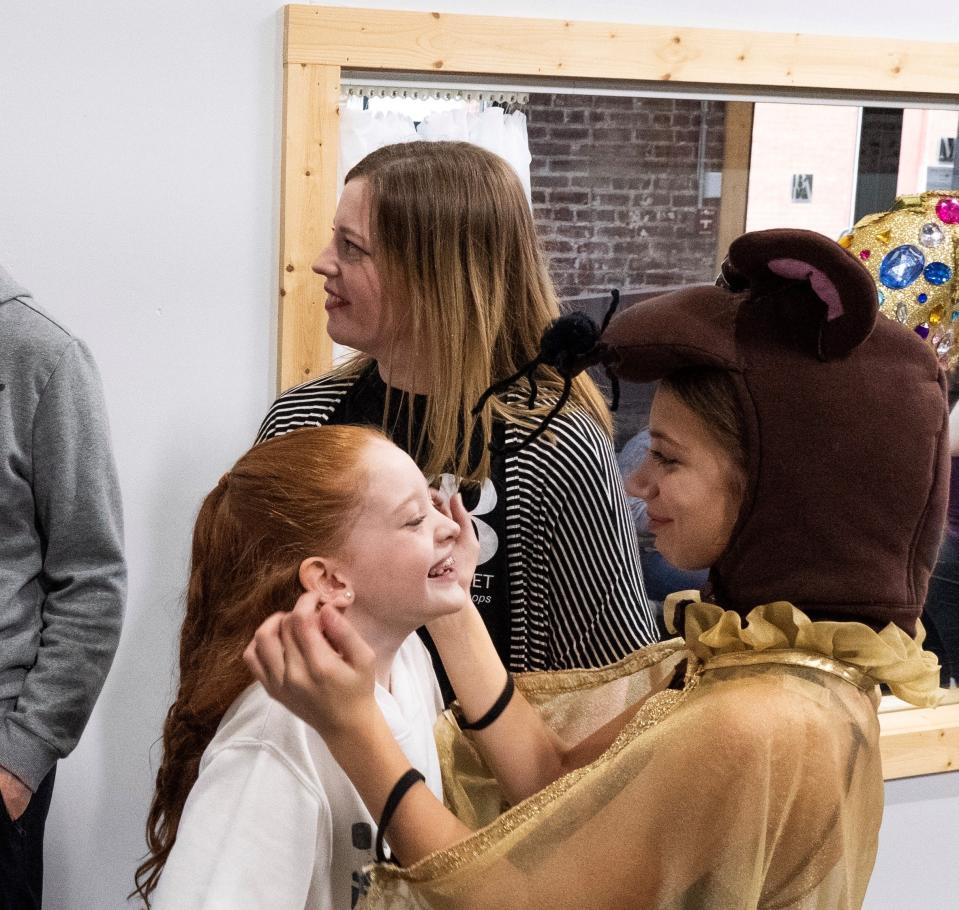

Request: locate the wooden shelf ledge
(879, 696), (959, 780)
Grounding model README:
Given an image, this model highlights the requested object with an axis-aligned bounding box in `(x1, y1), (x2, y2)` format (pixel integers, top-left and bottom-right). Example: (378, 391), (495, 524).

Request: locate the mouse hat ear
(725, 228), (878, 360)
(601, 229), (879, 383)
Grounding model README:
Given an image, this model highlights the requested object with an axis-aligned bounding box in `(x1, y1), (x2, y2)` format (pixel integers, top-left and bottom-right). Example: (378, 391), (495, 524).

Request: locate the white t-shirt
(152, 634), (444, 910)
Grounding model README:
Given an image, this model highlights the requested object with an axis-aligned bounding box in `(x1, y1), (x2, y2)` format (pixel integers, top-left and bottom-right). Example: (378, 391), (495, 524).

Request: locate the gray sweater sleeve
(0, 340), (126, 790)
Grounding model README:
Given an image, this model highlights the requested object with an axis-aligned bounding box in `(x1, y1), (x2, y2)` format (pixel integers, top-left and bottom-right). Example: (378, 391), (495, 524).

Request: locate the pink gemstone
(936, 197), (959, 225)
(859, 249), (871, 260)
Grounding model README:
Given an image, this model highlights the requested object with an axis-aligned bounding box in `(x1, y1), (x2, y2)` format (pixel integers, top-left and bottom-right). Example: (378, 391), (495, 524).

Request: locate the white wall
(1, 3), (282, 906)
(867, 772), (959, 908)
(746, 103), (861, 238)
(0, 2), (955, 907)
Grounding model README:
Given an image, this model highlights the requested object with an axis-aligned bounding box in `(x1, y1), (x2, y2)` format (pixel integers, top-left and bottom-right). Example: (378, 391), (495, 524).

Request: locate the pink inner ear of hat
(767, 257), (844, 321)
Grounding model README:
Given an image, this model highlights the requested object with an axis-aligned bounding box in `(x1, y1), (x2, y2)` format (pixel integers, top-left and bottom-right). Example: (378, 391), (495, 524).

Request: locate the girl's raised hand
(445, 493), (480, 598)
(243, 591), (378, 741)
(426, 494), (480, 642)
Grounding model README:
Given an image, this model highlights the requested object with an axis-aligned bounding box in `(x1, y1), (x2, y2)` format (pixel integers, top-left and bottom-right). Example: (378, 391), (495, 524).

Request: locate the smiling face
(312, 177), (409, 361)
(333, 439), (464, 638)
(627, 387), (745, 571)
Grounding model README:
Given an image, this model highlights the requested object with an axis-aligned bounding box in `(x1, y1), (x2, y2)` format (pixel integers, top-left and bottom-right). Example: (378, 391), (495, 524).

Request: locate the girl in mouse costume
(245, 229), (944, 909)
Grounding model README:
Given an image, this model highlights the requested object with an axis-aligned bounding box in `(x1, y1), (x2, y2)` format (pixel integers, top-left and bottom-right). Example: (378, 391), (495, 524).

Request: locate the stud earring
(344, 591), (353, 600)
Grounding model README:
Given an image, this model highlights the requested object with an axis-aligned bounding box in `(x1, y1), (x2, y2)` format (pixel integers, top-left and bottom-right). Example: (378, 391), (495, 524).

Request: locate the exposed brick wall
(526, 94), (726, 444)
(526, 94), (726, 301)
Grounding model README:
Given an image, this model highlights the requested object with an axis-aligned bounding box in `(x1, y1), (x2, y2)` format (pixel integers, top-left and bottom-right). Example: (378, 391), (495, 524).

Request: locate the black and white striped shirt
(256, 373), (657, 671)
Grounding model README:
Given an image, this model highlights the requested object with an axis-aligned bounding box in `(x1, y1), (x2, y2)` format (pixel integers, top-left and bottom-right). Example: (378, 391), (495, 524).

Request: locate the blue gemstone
(918, 293), (928, 303)
(953, 311), (959, 322)
(878, 290), (885, 307)
(879, 245), (925, 289)
(924, 262), (953, 286)
(916, 323), (930, 339)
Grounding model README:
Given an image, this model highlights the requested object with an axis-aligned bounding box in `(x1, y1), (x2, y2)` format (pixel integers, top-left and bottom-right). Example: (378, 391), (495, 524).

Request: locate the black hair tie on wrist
(376, 768), (425, 865)
(455, 674), (515, 731)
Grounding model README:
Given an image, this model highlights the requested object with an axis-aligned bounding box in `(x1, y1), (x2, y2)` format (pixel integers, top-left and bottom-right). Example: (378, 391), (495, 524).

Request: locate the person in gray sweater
(0, 264), (125, 909)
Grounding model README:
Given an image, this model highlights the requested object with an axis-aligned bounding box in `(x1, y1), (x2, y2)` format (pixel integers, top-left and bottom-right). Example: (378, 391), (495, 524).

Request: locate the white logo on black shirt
(437, 474), (499, 565)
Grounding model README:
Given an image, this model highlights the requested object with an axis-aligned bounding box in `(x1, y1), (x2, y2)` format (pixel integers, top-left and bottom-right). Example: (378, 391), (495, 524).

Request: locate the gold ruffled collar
(664, 593), (942, 708)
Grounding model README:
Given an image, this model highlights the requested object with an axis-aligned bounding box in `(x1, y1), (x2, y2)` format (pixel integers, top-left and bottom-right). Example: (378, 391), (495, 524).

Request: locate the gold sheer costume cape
(361, 597), (940, 910)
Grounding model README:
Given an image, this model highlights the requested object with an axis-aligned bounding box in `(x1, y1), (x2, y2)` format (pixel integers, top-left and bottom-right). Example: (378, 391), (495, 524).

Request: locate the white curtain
(338, 102), (532, 203)
(337, 107), (420, 195)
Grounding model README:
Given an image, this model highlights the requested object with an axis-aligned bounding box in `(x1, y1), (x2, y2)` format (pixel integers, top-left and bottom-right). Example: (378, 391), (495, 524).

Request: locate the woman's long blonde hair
(334, 141), (612, 483)
(133, 426), (379, 906)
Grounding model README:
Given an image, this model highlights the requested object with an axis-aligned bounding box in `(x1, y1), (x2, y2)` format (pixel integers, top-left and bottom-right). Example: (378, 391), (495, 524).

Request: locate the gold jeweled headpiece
(841, 191), (959, 367)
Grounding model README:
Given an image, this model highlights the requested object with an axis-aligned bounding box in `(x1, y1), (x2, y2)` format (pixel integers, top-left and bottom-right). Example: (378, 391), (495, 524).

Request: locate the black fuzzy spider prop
(473, 289), (622, 455)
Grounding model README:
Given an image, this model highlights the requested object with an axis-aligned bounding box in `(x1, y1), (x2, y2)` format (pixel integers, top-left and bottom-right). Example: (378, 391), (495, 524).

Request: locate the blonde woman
(257, 142), (656, 686)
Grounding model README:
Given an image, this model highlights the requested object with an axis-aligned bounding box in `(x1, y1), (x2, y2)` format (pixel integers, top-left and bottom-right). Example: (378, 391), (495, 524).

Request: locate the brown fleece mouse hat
(601, 229), (948, 635)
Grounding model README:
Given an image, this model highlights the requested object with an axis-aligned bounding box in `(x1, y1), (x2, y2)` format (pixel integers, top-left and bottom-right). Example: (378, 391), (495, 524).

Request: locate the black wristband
(375, 768), (425, 864)
(456, 673), (515, 731)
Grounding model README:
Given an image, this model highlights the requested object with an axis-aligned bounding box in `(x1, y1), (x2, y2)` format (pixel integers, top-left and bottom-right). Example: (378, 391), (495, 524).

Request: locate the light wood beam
(715, 102), (754, 271)
(287, 5), (959, 97)
(879, 698), (959, 780)
(278, 56), (340, 393)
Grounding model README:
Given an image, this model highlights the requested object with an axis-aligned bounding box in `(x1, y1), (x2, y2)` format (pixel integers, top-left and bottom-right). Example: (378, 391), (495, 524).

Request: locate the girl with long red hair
(134, 425), (474, 909)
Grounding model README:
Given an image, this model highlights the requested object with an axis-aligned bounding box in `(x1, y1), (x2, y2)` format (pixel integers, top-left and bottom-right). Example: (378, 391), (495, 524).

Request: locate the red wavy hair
(133, 425), (380, 905)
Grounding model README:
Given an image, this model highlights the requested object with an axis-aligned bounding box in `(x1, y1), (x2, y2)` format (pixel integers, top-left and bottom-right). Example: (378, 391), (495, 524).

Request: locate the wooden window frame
(279, 4), (959, 779)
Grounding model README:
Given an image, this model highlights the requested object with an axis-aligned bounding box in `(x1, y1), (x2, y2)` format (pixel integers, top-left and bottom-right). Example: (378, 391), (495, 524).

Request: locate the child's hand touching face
(425, 493), (480, 644)
(243, 590), (378, 742)
(434, 493), (479, 606)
